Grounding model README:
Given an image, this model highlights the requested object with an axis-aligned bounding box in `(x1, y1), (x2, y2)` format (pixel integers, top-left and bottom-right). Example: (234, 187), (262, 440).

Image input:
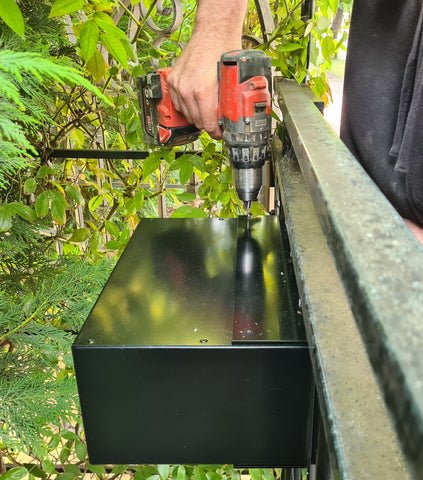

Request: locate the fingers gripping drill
(137, 50), (272, 213)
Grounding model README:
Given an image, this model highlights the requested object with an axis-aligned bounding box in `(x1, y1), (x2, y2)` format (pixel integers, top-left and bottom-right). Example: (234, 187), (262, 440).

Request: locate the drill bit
(243, 200), (252, 230)
(243, 200), (252, 217)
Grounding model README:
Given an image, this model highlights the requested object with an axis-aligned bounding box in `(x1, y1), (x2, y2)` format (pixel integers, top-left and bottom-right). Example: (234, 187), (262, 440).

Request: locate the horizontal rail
(273, 135), (409, 480)
(275, 78), (423, 478)
(49, 149), (200, 160)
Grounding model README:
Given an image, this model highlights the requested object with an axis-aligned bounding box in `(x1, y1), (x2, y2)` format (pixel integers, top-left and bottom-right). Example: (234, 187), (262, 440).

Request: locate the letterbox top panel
(74, 216), (305, 347)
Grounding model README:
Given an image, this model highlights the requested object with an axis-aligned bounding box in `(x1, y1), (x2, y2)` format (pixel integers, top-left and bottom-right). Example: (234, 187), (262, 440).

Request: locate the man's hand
(168, 40), (223, 140)
(167, 0), (248, 140)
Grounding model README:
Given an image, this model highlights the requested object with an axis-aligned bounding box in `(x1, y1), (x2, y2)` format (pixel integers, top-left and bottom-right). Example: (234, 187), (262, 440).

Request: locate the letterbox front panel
(73, 217), (312, 466)
(73, 345), (311, 466)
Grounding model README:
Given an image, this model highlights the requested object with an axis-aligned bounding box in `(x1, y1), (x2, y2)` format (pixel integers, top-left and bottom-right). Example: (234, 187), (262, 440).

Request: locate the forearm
(167, 0), (248, 138)
(190, 0), (248, 50)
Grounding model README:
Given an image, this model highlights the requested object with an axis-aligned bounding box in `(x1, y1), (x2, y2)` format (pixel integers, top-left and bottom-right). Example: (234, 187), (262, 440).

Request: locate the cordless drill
(137, 50), (272, 211)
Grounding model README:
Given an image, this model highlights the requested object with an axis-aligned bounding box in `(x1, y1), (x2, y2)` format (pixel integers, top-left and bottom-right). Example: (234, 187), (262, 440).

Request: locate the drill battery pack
(137, 68), (200, 147)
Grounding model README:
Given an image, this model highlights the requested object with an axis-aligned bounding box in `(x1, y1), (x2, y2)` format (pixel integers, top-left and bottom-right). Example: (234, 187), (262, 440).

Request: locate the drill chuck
(224, 130), (268, 202)
(233, 167), (263, 202)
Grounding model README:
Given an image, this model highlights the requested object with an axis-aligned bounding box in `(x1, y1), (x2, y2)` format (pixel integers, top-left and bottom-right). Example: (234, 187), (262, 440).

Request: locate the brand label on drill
(255, 119), (267, 127)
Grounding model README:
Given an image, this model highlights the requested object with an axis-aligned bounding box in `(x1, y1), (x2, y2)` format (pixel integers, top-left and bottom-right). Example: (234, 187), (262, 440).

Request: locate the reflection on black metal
(72, 216), (312, 466)
(233, 222), (265, 341)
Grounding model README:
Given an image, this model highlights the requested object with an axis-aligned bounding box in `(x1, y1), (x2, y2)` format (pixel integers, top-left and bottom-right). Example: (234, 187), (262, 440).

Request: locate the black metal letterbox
(72, 216), (313, 466)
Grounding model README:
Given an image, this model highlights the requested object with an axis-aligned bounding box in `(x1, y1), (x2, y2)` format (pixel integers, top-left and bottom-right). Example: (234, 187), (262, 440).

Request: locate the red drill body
(137, 50), (272, 205)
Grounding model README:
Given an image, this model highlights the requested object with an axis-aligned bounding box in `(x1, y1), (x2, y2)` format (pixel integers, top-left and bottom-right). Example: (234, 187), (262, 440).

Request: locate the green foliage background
(0, 0), (350, 478)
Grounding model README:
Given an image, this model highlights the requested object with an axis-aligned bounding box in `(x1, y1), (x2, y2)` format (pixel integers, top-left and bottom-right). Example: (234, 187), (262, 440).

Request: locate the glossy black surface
(73, 216), (312, 466)
(75, 216), (305, 347)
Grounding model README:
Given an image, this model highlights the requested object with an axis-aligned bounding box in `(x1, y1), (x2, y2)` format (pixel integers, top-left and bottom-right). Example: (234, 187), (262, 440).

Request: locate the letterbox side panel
(72, 345), (312, 467)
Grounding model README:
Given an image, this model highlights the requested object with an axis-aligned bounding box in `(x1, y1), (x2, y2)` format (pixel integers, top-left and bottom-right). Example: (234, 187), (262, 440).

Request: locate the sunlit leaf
(0, 0), (24, 37)
(94, 17), (126, 40)
(105, 219), (120, 237)
(179, 161), (193, 185)
(86, 49), (106, 82)
(35, 192), (49, 218)
(80, 21), (99, 61)
(50, 0), (84, 17)
(142, 152), (162, 181)
(24, 178), (37, 195)
(69, 228), (89, 243)
(41, 460), (56, 476)
(0, 467), (28, 480)
(66, 184), (85, 205)
(100, 33), (128, 69)
(50, 190), (68, 225)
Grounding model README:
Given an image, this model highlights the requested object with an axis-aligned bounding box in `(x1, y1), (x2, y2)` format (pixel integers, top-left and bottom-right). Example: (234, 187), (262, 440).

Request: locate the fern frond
(0, 219), (112, 455)
(0, 50), (112, 106)
(0, 372), (77, 456)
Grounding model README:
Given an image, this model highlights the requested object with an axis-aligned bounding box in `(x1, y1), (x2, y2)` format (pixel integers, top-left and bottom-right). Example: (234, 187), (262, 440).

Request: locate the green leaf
(126, 116), (140, 133)
(120, 105), (134, 123)
(193, 469), (208, 480)
(249, 469), (261, 480)
(105, 219), (120, 237)
(177, 466), (186, 480)
(0, 0), (24, 37)
(143, 152), (162, 181)
(133, 190), (145, 209)
(191, 154), (205, 172)
(35, 192), (50, 218)
(205, 473), (221, 480)
(100, 32), (128, 69)
(328, 0), (339, 14)
(219, 168), (232, 184)
(171, 206), (207, 218)
(48, 435), (60, 450)
(0, 206), (14, 232)
(64, 465), (81, 476)
(88, 195), (104, 212)
(179, 161), (193, 185)
(249, 202), (266, 216)
(86, 49), (106, 82)
(321, 35), (336, 63)
(111, 466), (128, 475)
(134, 466), (159, 480)
(90, 231), (103, 255)
(219, 191), (231, 204)
(23, 464), (46, 479)
(120, 225), (131, 245)
(105, 240), (121, 250)
(11, 202), (36, 222)
(50, 0), (84, 17)
(37, 165), (54, 178)
(0, 467), (28, 480)
(94, 17), (126, 39)
(80, 21), (99, 61)
(50, 190), (68, 225)
(41, 458), (56, 475)
(316, 16), (331, 32)
(93, 11), (114, 24)
(59, 441), (72, 464)
(24, 178), (37, 195)
(262, 470), (274, 480)
(56, 474), (75, 480)
(86, 464), (106, 476)
(41, 460), (56, 476)
(277, 42), (303, 52)
(69, 228), (89, 242)
(66, 184), (85, 205)
(158, 466), (170, 480)
(176, 192), (196, 202)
